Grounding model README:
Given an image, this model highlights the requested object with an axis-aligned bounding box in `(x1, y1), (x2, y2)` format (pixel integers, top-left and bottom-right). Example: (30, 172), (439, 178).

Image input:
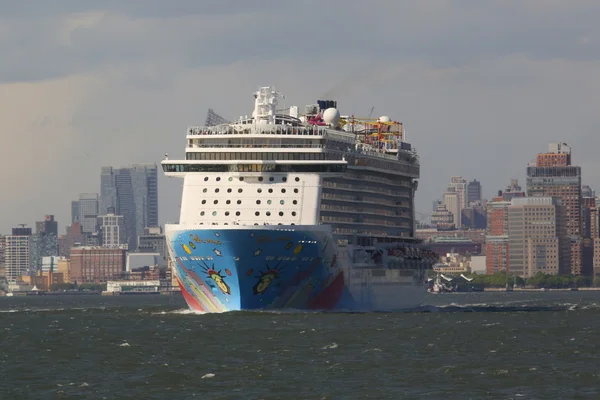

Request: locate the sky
(2, 0), (600, 234)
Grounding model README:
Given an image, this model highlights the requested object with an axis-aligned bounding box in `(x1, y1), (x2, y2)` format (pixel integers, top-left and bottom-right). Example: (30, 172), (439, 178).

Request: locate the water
(1, 292), (599, 399)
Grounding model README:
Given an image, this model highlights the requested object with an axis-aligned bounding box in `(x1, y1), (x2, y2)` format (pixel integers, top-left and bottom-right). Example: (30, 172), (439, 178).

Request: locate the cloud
(1, 1), (600, 232)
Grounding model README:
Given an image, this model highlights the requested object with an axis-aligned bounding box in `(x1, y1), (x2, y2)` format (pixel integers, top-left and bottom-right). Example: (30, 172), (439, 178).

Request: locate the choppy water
(1, 292), (599, 399)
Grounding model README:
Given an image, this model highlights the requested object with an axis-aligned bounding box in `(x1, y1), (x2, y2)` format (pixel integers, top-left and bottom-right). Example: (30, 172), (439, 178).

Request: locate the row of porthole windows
(257, 188), (299, 194)
(201, 200), (299, 205)
(202, 188), (298, 194)
(203, 176), (301, 183)
(200, 211), (297, 217)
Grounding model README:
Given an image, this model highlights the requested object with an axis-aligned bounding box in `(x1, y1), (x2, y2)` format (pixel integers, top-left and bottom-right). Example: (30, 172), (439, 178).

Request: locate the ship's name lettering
(301, 257), (315, 262)
(257, 236), (272, 244)
(180, 257), (188, 261)
(190, 235), (221, 245)
(276, 256), (296, 261)
(265, 256), (275, 261)
(277, 236), (292, 242)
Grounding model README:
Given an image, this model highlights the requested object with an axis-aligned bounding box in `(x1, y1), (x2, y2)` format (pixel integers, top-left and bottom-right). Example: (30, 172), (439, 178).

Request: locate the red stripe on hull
(177, 280), (205, 312)
(308, 271), (344, 310)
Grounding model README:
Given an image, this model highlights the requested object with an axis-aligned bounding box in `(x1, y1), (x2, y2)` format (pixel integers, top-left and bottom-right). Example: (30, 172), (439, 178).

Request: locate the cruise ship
(161, 86), (438, 312)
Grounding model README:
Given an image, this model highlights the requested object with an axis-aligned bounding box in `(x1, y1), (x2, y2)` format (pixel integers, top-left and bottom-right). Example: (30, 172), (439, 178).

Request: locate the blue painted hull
(166, 226), (346, 312)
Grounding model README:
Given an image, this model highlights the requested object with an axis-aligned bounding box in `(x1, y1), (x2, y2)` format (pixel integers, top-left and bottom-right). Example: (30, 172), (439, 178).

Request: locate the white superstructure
(163, 86), (347, 228)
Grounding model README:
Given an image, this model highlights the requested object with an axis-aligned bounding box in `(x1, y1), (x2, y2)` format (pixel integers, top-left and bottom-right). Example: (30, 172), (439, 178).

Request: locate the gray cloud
(1, 1), (600, 232)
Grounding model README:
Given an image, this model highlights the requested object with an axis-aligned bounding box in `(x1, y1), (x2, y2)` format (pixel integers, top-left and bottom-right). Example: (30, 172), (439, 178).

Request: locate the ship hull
(165, 225), (345, 312)
(166, 225), (428, 312)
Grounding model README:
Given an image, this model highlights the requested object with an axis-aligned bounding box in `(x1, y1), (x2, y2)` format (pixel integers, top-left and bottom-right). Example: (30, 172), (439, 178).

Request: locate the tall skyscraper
(100, 164), (158, 250)
(527, 143), (581, 236)
(467, 179), (482, 205)
(72, 194), (100, 234)
(526, 143), (582, 275)
(449, 176), (468, 210)
(443, 187), (460, 228)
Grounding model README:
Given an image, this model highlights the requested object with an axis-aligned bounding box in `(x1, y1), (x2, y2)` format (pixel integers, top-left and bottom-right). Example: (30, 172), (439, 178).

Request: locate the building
(443, 187), (460, 228)
(64, 220), (84, 258)
(467, 179), (482, 205)
(97, 209), (126, 248)
(35, 215), (58, 236)
(461, 200), (487, 230)
(0, 236), (5, 278)
(137, 227), (167, 267)
(449, 176), (468, 210)
(430, 201), (455, 230)
(5, 226), (32, 282)
(72, 193), (100, 234)
(527, 143), (581, 237)
(70, 247), (127, 284)
(29, 232), (58, 270)
(485, 181), (526, 274)
(582, 185), (595, 198)
(506, 197), (569, 278)
(57, 258), (71, 282)
(100, 165), (159, 250)
(526, 143), (583, 275)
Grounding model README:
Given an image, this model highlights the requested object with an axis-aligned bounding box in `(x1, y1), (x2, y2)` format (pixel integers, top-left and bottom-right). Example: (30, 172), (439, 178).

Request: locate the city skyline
(3, 2), (600, 233)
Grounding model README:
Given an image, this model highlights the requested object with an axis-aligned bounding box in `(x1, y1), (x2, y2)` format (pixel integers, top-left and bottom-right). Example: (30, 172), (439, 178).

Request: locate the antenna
(368, 106), (375, 118)
(205, 109), (230, 126)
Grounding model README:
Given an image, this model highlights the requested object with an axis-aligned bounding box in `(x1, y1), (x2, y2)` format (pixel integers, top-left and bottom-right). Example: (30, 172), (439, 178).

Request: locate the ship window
(292, 211), (297, 216)
(257, 189), (262, 193)
(258, 177), (263, 182)
(291, 223), (295, 225)
(279, 212), (284, 216)
(202, 188), (207, 193)
(212, 211), (217, 216)
(200, 211), (205, 216)
(226, 200), (231, 205)
(204, 177), (209, 181)
(267, 200), (272, 205)
(225, 211), (230, 216)
(268, 189), (273, 193)
(256, 200), (261, 205)
(227, 188), (232, 193)
(255, 212), (260, 216)
(295, 177), (300, 182)
(214, 200), (218, 204)
(282, 177), (287, 182)
(278, 223), (283, 225)
(215, 188), (220, 193)
(216, 177), (221, 181)
(280, 200), (285, 205)
(266, 211), (271, 216)
(281, 189), (286, 193)
(202, 200), (206, 204)
(294, 189), (299, 193)
(293, 200), (298, 205)
(269, 177), (274, 182)
(236, 211), (241, 216)
(237, 200), (242, 204)
(239, 177), (244, 181)
(228, 177), (233, 182)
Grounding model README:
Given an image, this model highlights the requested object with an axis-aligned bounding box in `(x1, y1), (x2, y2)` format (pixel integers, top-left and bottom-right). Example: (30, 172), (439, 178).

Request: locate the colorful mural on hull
(166, 228), (346, 312)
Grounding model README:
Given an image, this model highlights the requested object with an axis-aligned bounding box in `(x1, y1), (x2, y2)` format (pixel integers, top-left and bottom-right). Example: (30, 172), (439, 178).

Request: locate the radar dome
(378, 116), (391, 123)
(323, 108), (341, 127)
